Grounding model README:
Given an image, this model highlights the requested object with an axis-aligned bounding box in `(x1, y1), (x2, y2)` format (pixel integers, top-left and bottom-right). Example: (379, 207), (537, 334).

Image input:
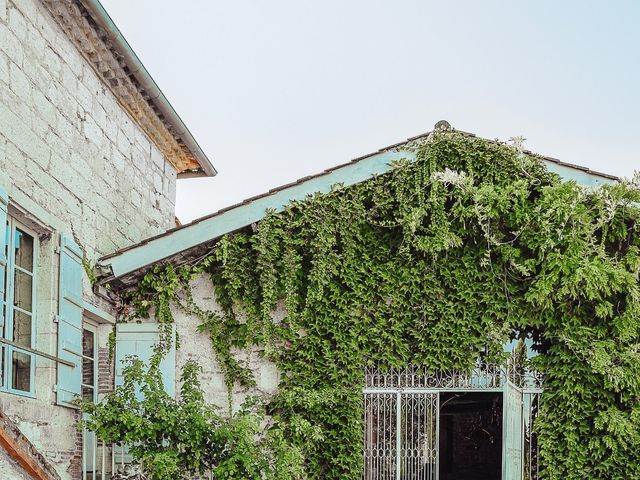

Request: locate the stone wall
(0, 407), (61, 479)
(0, 0), (177, 260)
(173, 273), (281, 415)
(0, 0), (180, 478)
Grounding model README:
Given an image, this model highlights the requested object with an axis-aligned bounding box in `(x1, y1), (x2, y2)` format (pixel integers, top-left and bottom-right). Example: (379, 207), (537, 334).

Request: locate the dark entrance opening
(439, 392), (503, 480)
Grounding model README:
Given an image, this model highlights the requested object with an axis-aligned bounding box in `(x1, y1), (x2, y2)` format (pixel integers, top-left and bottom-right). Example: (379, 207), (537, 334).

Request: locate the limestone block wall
(0, 0), (180, 478)
(173, 273), (281, 415)
(0, 0), (177, 261)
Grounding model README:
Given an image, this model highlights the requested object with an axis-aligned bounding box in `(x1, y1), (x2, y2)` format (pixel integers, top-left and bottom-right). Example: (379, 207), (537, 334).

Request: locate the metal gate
(363, 390), (438, 480)
(363, 364), (542, 480)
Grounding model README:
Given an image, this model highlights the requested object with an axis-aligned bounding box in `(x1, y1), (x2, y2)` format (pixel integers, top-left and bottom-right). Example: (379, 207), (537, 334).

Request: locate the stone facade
(173, 274), (280, 414)
(0, 407), (62, 480)
(0, 0), (177, 258)
(0, 0), (183, 478)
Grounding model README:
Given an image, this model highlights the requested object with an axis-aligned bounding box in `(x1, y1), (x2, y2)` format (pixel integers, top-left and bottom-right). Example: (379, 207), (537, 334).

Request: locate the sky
(100, 0), (640, 223)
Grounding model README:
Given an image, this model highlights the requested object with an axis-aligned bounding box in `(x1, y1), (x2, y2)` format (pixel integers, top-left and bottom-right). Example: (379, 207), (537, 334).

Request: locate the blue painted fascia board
(543, 162), (616, 188)
(101, 150), (617, 281)
(103, 149), (416, 278)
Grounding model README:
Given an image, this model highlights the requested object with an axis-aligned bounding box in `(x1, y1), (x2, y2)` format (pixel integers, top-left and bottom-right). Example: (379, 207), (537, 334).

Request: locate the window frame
(81, 320), (101, 480)
(81, 321), (98, 403)
(2, 216), (38, 397)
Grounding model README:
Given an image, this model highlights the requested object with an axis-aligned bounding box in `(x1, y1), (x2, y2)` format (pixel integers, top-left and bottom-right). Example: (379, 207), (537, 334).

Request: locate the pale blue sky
(101, 0), (639, 223)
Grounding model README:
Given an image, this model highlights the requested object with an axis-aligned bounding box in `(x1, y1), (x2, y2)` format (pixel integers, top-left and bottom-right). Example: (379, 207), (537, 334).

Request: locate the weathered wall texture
(0, 407), (63, 480)
(173, 274), (281, 414)
(0, 0), (177, 259)
(0, 0), (179, 478)
(0, 448), (32, 480)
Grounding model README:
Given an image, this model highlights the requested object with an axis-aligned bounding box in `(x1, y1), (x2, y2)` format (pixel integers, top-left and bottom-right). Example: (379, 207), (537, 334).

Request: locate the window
(82, 323), (98, 480)
(82, 323), (113, 480)
(363, 364), (542, 480)
(82, 325), (96, 403)
(1, 218), (36, 395)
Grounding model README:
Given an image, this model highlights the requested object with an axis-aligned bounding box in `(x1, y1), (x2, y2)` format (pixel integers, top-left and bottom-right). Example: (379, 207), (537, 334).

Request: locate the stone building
(96, 127), (618, 480)
(0, 0), (215, 479)
(0, 1), (627, 480)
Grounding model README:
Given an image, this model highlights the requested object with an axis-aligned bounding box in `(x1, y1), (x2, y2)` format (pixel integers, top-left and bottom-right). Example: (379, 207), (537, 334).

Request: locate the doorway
(439, 392), (503, 480)
(363, 364), (541, 480)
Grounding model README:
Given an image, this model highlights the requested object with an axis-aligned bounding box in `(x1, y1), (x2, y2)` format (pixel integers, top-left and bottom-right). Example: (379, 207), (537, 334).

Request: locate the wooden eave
(41, 0), (216, 177)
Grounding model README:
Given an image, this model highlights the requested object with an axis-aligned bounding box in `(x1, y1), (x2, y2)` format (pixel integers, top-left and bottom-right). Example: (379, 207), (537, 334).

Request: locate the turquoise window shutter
(115, 323), (176, 398)
(0, 186), (7, 331)
(113, 324), (176, 466)
(56, 234), (84, 407)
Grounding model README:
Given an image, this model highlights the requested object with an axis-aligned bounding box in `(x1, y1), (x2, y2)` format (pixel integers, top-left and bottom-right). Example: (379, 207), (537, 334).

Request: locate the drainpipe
(80, 0), (217, 178)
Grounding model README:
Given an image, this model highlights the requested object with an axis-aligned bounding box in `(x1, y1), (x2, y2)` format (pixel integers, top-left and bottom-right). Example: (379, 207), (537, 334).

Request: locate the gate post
(396, 391), (401, 480)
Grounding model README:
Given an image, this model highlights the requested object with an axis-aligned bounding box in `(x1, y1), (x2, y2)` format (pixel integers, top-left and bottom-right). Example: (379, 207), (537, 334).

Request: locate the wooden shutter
(114, 324), (175, 465)
(0, 186), (7, 331)
(56, 234), (84, 406)
(115, 323), (176, 398)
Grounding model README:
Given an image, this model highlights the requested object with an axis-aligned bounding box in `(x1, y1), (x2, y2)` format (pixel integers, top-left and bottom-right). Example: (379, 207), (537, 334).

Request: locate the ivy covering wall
(88, 131), (640, 479)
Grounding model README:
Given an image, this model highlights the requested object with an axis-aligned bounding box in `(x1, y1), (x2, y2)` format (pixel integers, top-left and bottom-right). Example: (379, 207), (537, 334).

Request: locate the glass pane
(83, 329), (95, 358)
(12, 310), (32, 347)
(82, 356), (95, 388)
(4, 222), (8, 260)
(3, 222), (7, 302)
(14, 228), (34, 272)
(82, 385), (95, 402)
(11, 351), (31, 392)
(13, 270), (33, 312)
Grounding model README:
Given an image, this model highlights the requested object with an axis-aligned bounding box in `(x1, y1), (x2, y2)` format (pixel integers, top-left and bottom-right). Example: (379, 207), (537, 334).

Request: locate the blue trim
(61, 233), (83, 259)
(545, 163), (615, 188)
(105, 149), (415, 278)
(2, 219), (38, 396)
(56, 234), (84, 407)
(82, 300), (116, 324)
(101, 150), (617, 280)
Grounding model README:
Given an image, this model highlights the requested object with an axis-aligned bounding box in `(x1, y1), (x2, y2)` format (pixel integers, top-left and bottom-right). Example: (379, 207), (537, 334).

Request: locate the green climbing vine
(83, 355), (307, 480)
(87, 131), (640, 479)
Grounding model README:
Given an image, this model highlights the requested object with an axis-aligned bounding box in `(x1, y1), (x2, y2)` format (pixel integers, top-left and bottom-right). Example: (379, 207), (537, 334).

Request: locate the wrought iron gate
(363, 390), (438, 480)
(363, 364), (542, 480)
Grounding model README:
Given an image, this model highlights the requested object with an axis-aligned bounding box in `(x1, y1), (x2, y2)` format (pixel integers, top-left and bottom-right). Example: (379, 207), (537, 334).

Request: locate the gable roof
(97, 124), (618, 290)
(42, 0), (216, 177)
